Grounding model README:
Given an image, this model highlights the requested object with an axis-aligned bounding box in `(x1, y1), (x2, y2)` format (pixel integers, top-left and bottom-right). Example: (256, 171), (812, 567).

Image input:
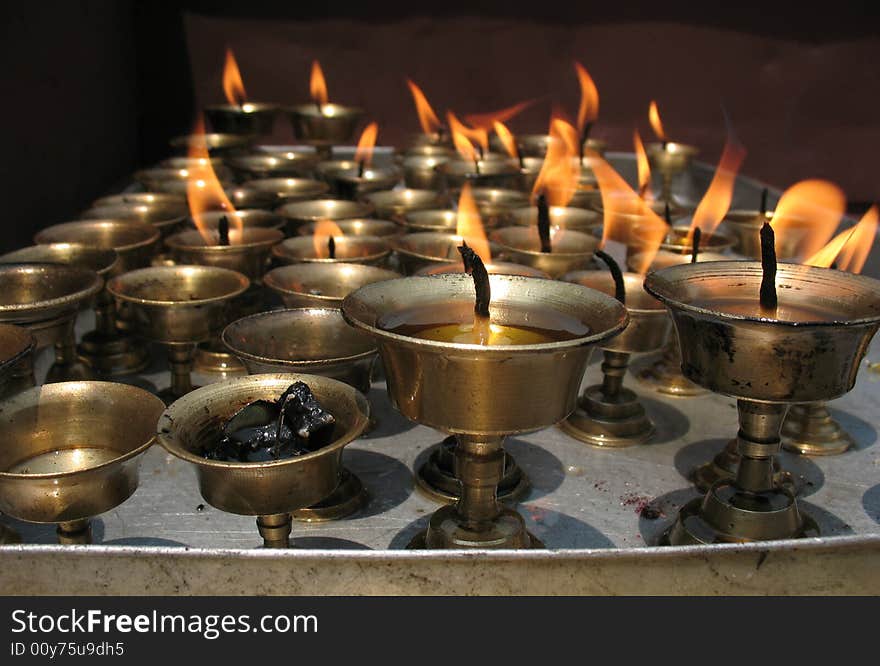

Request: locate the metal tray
(1, 155), (878, 595)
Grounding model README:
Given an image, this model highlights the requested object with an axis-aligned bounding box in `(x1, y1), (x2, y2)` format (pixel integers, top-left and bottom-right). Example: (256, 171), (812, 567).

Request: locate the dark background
(1, 1), (879, 253)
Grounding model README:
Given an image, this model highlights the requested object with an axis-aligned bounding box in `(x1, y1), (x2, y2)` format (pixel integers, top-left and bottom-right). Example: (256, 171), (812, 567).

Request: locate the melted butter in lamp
(688, 297), (839, 322)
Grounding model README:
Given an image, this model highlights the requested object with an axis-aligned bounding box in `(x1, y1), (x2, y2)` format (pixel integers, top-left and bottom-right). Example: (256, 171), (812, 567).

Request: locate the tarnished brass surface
(0, 264), (101, 328)
(508, 205), (602, 233)
(169, 133), (254, 156)
(721, 209), (812, 261)
(165, 228), (283, 281)
(470, 188), (530, 227)
(436, 157), (523, 192)
(324, 167), (402, 199)
(298, 218), (401, 239)
(0, 244), (118, 279)
(560, 271), (671, 447)
(391, 231), (490, 275)
(81, 202), (188, 239)
(187, 209), (285, 232)
(204, 103), (279, 135)
(134, 163), (233, 191)
(240, 177), (329, 204)
(34, 220), (160, 274)
(157, 373), (370, 546)
(222, 308), (378, 394)
(263, 263), (400, 309)
(0, 381), (163, 538)
(228, 150), (320, 179)
(507, 134), (606, 159)
(362, 189), (447, 220)
(400, 210), (458, 233)
(342, 274), (627, 549)
(402, 154), (451, 190)
(0, 324), (35, 399)
(415, 261), (548, 278)
(224, 186), (278, 211)
(276, 198), (374, 233)
(92, 192), (185, 209)
(628, 225), (734, 259)
(286, 104), (365, 143)
(489, 226), (599, 278)
(272, 235), (390, 267)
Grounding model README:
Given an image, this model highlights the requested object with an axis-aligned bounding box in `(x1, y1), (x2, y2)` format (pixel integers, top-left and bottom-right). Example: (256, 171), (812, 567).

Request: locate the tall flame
(310, 60), (329, 107)
(447, 111), (482, 162)
(464, 99), (534, 131)
(531, 117), (580, 207)
(649, 100), (667, 142)
(406, 79), (442, 135)
(186, 116), (240, 243)
(574, 61), (599, 133)
(354, 122), (379, 167)
(806, 205), (877, 273)
(771, 179), (845, 261)
(688, 132), (747, 239)
(493, 121), (518, 160)
(456, 183), (491, 263)
(634, 129), (652, 200)
(312, 219), (345, 258)
(222, 48), (247, 107)
(591, 150), (668, 274)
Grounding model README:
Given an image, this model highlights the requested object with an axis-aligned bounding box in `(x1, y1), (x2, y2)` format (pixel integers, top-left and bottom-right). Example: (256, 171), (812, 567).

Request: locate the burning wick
(515, 143), (525, 171)
(759, 221), (778, 313)
(691, 227), (702, 264)
(357, 160), (365, 178)
(579, 122), (593, 166)
(760, 187), (769, 216)
(594, 250), (626, 306)
(315, 101), (324, 116)
(218, 215), (230, 246)
(458, 241), (492, 345)
(436, 126), (446, 141)
(537, 192), (552, 254)
(473, 157), (481, 176)
(328, 236), (336, 259)
(664, 202), (672, 227)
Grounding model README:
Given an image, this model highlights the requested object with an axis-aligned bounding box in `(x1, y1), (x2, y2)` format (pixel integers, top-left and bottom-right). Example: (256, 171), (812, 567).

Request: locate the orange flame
(186, 116), (240, 243)
(447, 111), (483, 162)
(456, 183), (491, 263)
(493, 121), (518, 160)
(649, 100), (667, 142)
(634, 129), (652, 200)
(531, 117), (580, 207)
(688, 134), (747, 239)
(354, 122), (379, 167)
(310, 60), (329, 107)
(771, 179), (845, 261)
(806, 205), (877, 273)
(464, 99), (535, 131)
(312, 219), (345, 258)
(406, 79), (441, 135)
(591, 150), (668, 274)
(222, 48), (247, 107)
(574, 61), (599, 133)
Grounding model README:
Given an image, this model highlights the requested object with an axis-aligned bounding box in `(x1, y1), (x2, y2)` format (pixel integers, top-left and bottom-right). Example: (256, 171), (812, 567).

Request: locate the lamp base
(662, 485), (819, 545)
(56, 519), (92, 545)
(0, 522), (21, 544)
(193, 340), (247, 376)
(559, 385), (654, 447)
(415, 436), (529, 504)
(781, 403), (854, 456)
(44, 360), (96, 383)
(631, 353), (707, 397)
(78, 330), (150, 376)
(292, 468), (368, 522)
(407, 504), (543, 549)
(693, 439), (796, 494)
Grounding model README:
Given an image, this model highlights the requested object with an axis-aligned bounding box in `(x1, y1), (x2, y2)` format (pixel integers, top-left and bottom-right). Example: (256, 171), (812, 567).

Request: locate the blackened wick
(537, 192), (552, 253)
(759, 221), (778, 312)
(458, 241), (491, 318)
(594, 250), (626, 306)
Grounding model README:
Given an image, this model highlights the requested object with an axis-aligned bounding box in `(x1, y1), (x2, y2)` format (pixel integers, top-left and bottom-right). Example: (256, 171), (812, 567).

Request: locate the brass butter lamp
(158, 374), (369, 547)
(645, 260), (880, 544)
(0, 381), (164, 544)
(342, 273), (628, 548)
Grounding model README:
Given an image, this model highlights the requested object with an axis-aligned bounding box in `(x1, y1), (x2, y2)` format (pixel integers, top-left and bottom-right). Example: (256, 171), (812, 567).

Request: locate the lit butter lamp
(436, 112), (522, 192)
(239, 177), (329, 205)
(158, 374), (369, 547)
(107, 265), (250, 403)
(297, 218), (400, 239)
(80, 200), (189, 244)
(363, 188), (448, 222)
(322, 123), (401, 199)
(401, 153), (452, 190)
(343, 253), (628, 549)
(560, 262), (672, 447)
(204, 48), (279, 135)
(0, 264), (101, 383)
(169, 132), (254, 158)
(646, 225), (880, 545)
(404, 79), (452, 150)
(272, 222), (390, 267)
(0, 382), (164, 544)
(135, 157), (234, 195)
(228, 149), (320, 181)
(287, 60), (365, 153)
(645, 100), (699, 204)
(222, 309), (378, 521)
(264, 262), (399, 309)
